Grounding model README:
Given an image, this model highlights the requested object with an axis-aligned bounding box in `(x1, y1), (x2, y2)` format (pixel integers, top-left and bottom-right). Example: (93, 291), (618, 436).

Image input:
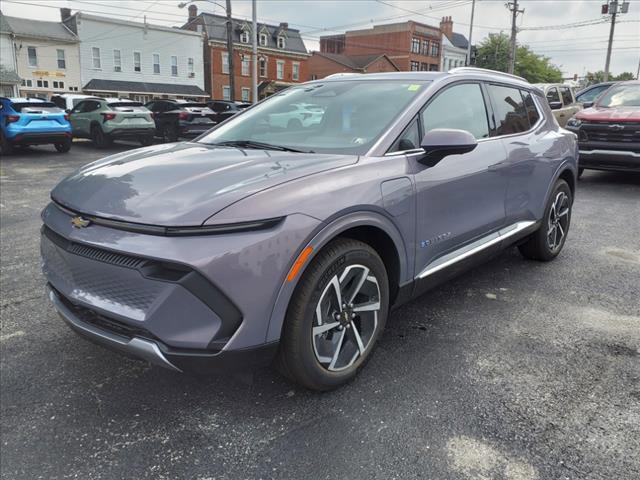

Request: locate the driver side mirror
(418, 129), (478, 167)
(548, 101), (563, 110)
(582, 101), (594, 108)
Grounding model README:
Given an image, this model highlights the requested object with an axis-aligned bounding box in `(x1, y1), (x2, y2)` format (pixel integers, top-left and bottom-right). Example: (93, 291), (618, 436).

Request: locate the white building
(439, 17), (469, 72)
(0, 14), (20, 96)
(1, 13), (81, 98)
(61, 9), (207, 102)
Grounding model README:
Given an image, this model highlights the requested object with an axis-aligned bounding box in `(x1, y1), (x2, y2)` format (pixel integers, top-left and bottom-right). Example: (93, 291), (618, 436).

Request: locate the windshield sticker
(408, 84), (421, 92)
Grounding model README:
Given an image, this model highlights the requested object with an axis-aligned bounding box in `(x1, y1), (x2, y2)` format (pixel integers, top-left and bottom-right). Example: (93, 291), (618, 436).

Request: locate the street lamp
(179, 0), (235, 101)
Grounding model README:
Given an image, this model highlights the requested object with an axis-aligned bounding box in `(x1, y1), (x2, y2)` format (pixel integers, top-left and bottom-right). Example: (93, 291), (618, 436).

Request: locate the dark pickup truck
(566, 81), (640, 175)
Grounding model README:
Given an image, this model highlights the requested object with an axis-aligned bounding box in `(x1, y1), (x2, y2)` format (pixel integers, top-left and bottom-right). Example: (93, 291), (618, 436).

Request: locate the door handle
(487, 162), (507, 172)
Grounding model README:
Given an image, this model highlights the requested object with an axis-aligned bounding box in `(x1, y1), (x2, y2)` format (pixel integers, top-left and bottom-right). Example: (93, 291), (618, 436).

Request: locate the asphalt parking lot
(1, 142), (639, 480)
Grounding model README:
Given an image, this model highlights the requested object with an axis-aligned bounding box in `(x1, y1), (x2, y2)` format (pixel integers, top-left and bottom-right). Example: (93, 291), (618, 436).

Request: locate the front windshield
(597, 84), (640, 107)
(197, 80), (430, 154)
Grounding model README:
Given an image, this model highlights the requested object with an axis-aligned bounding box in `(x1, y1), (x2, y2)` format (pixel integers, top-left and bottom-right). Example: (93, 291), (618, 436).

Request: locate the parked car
(51, 93), (100, 113)
(268, 102), (325, 129)
(145, 99), (217, 142)
(534, 83), (582, 127)
(206, 100), (251, 124)
(566, 80), (640, 176)
(0, 97), (72, 154)
(69, 98), (155, 148)
(41, 69), (578, 390)
(575, 81), (617, 108)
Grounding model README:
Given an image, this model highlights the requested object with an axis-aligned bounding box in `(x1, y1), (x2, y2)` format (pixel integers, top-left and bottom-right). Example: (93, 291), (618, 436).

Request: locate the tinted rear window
(487, 85), (529, 136)
(521, 90), (541, 128)
(559, 87), (573, 105)
(11, 102), (61, 113)
(108, 102), (148, 112)
(178, 103), (208, 108)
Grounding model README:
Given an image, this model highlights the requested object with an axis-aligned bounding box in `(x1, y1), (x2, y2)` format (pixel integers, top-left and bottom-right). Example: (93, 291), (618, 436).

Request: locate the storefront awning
(83, 79), (208, 97)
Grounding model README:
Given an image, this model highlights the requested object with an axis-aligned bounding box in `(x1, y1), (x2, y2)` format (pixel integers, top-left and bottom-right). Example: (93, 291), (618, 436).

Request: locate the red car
(566, 81), (640, 176)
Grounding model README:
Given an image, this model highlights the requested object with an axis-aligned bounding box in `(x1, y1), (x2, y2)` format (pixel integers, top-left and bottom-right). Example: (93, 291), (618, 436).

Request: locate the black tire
(518, 179), (572, 261)
(91, 125), (111, 149)
(0, 132), (14, 155)
(139, 134), (154, 147)
(577, 167), (585, 179)
(161, 123), (179, 143)
(277, 238), (389, 391)
(54, 138), (72, 153)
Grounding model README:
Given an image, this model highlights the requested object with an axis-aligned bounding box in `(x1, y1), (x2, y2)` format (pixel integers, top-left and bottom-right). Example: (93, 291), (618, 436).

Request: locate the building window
(92, 47), (101, 69)
(411, 37), (420, 54)
(52, 80), (64, 89)
(188, 57), (194, 77)
(259, 33), (267, 46)
(422, 40), (429, 56)
(27, 46), (37, 67)
(429, 64), (438, 71)
(153, 53), (160, 74)
(134, 51), (141, 72)
(240, 31), (249, 43)
(56, 49), (66, 69)
(311, 74), (317, 80)
(21, 79), (33, 87)
(276, 60), (284, 79)
(241, 87), (250, 102)
(431, 42), (440, 57)
(259, 58), (267, 77)
(113, 49), (122, 72)
(171, 55), (178, 76)
(36, 80), (49, 88)
(410, 61), (419, 71)
(292, 62), (300, 81)
(221, 52), (229, 74)
(222, 85), (230, 100)
(420, 62), (428, 71)
(241, 56), (250, 76)
(277, 36), (285, 49)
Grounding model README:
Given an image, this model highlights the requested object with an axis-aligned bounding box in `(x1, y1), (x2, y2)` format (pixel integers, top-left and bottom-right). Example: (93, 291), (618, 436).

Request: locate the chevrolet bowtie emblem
(71, 216), (91, 228)
(608, 124), (624, 131)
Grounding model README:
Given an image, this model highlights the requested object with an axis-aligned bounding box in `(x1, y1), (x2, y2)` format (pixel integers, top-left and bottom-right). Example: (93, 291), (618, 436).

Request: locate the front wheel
(54, 138), (72, 153)
(518, 179), (572, 261)
(277, 238), (389, 391)
(0, 132), (13, 155)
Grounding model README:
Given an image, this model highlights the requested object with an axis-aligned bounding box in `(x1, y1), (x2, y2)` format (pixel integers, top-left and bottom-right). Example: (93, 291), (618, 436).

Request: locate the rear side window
(487, 85), (530, 136)
(546, 87), (560, 104)
(521, 90), (541, 128)
(421, 83), (490, 140)
(559, 87), (573, 106)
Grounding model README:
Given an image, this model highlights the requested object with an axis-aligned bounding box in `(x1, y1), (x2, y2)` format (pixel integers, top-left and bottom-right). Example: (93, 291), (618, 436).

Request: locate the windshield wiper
(208, 140), (313, 153)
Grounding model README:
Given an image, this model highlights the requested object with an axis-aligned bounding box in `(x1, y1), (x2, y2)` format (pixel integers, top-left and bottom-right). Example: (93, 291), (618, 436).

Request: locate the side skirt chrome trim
(416, 221), (536, 279)
(48, 288), (182, 372)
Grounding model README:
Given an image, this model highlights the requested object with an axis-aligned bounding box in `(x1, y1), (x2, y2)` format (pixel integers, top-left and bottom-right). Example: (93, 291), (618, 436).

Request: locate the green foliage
(475, 33), (563, 83)
(613, 72), (635, 81)
(584, 70), (635, 86)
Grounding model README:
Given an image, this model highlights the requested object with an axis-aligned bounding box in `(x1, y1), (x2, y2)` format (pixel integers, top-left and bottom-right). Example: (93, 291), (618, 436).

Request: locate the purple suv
(41, 69), (578, 390)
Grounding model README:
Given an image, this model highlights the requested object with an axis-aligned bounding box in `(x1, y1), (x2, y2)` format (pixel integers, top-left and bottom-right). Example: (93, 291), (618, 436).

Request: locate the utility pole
(603, 1), (630, 81)
(467, 0), (476, 65)
(252, 0), (258, 103)
(225, 0), (235, 101)
(506, 0), (524, 74)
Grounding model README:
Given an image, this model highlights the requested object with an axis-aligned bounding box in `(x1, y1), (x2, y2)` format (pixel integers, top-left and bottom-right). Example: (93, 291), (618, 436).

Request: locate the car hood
(576, 106), (640, 122)
(51, 142), (357, 226)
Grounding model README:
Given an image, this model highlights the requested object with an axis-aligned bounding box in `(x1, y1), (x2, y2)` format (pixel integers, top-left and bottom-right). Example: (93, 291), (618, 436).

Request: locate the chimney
(188, 4), (198, 23)
(279, 22), (288, 30)
(440, 16), (453, 40)
(60, 7), (72, 22)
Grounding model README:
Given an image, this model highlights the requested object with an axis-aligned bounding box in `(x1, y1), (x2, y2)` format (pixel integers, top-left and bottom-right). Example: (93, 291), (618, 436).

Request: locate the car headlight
(566, 118), (582, 128)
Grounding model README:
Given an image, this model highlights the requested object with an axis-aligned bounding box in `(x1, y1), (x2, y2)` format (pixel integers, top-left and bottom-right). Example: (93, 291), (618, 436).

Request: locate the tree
(475, 33), (563, 83)
(584, 70), (635, 86)
(613, 72), (635, 81)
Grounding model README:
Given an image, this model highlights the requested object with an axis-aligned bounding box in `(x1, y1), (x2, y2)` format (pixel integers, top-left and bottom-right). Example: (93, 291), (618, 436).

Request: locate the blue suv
(0, 97), (72, 154)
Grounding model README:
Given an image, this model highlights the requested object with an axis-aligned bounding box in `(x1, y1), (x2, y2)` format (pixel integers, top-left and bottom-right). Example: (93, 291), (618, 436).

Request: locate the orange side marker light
(286, 246), (314, 282)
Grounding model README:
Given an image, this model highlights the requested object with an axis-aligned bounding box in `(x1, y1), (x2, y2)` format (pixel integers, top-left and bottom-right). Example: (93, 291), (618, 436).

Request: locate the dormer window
(259, 33), (268, 46)
(277, 36), (286, 49)
(240, 31), (249, 43)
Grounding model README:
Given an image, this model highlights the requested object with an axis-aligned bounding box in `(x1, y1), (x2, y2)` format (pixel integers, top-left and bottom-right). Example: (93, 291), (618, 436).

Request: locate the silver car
(41, 68), (578, 390)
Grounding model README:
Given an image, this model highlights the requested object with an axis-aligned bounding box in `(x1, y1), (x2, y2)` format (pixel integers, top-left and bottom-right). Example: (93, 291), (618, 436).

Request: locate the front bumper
(578, 149), (640, 172)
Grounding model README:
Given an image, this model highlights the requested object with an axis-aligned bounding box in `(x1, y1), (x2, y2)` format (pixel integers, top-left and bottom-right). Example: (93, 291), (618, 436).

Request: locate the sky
(1, 0), (638, 77)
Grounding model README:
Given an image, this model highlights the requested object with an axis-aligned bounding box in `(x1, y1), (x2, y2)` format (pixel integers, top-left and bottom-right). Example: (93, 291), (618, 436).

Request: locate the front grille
(56, 288), (156, 341)
(43, 226), (145, 269)
(582, 123), (640, 144)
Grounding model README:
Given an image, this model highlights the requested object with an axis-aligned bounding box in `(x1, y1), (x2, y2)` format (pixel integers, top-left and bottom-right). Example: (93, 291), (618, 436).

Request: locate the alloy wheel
(547, 191), (570, 251)
(312, 264), (381, 371)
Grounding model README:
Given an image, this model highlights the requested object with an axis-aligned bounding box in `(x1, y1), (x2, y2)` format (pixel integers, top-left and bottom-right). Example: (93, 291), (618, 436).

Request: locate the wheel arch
(265, 210), (410, 343)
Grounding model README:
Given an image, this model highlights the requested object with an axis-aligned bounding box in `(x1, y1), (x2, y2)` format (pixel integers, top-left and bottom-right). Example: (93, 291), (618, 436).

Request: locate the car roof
(53, 94), (100, 99)
(6, 97), (48, 103)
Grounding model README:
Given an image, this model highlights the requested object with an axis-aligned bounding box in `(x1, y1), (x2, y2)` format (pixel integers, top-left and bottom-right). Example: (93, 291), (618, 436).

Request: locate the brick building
(183, 6), (310, 102)
(308, 52), (399, 80)
(320, 21), (442, 72)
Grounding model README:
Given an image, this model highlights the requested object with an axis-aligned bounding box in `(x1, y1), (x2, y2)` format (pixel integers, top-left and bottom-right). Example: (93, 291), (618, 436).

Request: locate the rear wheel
(519, 179), (572, 261)
(0, 131), (13, 155)
(577, 168), (585, 179)
(161, 123), (178, 143)
(277, 238), (389, 391)
(54, 138), (72, 153)
(139, 134), (154, 147)
(91, 125), (111, 149)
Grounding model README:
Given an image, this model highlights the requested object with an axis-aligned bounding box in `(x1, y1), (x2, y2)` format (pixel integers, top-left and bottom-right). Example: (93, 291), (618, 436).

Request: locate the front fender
(264, 209), (411, 343)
